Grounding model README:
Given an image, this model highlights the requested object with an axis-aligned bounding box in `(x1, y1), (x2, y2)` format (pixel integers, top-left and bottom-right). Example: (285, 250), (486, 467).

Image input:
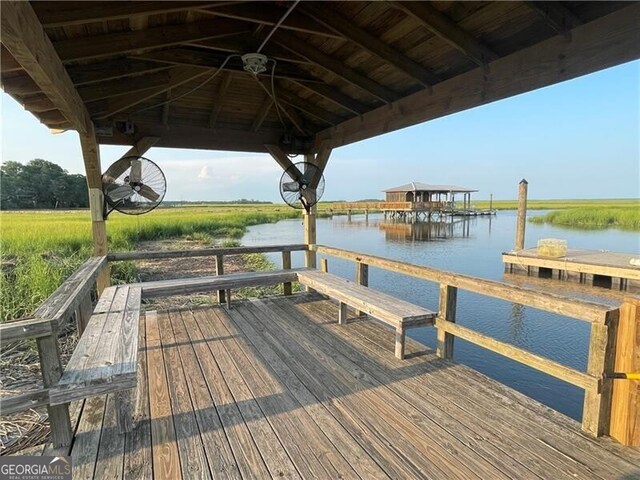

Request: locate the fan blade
(106, 184), (134, 202)
(137, 184), (160, 202)
(129, 159), (142, 183)
(282, 181), (300, 192)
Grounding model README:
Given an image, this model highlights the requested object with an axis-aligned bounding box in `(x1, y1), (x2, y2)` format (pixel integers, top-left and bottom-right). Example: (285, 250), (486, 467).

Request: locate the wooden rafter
(190, 37), (309, 65)
(76, 70), (173, 103)
(315, 3), (640, 149)
(302, 4), (440, 86)
(251, 96), (274, 132)
(132, 48), (322, 84)
(273, 30), (399, 103)
(1, 1), (92, 133)
(92, 67), (210, 119)
(52, 19), (251, 63)
(33, 1), (226, 27)
(198, 3), (343, 40)
(527, 1), (582, 36)
(161, 91), (171, 126)
(208, 72), (233, 128)
(264, 80), (346, 126)
(395, 2), (499, 66)
(289, 80), (371, 115)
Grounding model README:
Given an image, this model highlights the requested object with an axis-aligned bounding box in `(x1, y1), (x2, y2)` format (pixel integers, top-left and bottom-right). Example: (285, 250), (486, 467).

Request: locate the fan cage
(279, 162), (325, 211)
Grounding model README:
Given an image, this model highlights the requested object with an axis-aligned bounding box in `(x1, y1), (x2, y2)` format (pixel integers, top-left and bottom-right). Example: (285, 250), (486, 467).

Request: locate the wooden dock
(22, 294), (640, 479)
(503, 248), (640, 291)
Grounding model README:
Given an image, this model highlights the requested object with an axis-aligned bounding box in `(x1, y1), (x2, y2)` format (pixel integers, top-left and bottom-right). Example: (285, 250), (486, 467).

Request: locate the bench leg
(338, 302), (348, 325)
(395, 326), (406, 360)
(226, 289), (232, 309)
(115, 389), (134, 434)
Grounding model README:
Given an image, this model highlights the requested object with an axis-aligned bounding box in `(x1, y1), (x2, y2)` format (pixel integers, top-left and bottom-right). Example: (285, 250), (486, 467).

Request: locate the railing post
(582, 309), (618, 437)
(215, 254), (226, 303)
(437, 284), (458, 359)
(355, 262), (368, 316)
(610, 298), (640, 446)
(36, 333), (72, 448)
(75, 292), (93, 336)
(282, 250), (292, 296)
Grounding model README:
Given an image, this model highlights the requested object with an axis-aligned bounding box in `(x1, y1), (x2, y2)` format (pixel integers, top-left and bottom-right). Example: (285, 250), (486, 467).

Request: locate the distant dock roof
(383, 182), (478, 193)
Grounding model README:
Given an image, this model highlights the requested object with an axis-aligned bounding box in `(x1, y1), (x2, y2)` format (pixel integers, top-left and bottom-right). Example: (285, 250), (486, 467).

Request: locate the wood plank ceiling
(1, 1), (638, 153)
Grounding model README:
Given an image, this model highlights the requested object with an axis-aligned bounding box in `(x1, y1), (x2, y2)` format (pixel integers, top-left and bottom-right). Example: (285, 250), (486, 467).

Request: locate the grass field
(1, 199), (637, 321)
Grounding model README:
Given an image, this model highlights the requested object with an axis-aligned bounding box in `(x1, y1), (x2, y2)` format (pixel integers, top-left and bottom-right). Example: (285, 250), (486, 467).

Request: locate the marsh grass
(529, 207), (640, 231)
(0, 205), (305, 320)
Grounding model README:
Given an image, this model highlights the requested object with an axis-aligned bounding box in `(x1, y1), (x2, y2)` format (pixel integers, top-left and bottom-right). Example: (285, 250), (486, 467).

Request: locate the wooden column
(609, 298), (640, 446)
(282, 251), (292, 295)
(80, 129), (110, 293)
(304, 154), (317, 269)
(515, 179), (528, 251)
(437, 284), (458, 359)
(582, 309), (618, 436)
(355, 262), (369, 316)
(216, 254), (226, 303)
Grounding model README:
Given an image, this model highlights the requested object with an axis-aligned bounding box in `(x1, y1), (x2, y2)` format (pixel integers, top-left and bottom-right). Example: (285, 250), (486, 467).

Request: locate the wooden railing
(312, 244), (637, 441)
(0, 256), (108, 448)
(379, 201), (446, 211)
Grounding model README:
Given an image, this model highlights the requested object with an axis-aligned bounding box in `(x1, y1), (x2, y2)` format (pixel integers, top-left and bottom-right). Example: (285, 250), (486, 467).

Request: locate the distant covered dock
(381, 182), (479, 220)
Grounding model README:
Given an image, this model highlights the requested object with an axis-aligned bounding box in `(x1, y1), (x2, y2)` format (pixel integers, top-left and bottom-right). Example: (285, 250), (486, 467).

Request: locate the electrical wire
(123, 54), (239, 117)
(269, 59), (287, 130)
(257, 0), (301, 53)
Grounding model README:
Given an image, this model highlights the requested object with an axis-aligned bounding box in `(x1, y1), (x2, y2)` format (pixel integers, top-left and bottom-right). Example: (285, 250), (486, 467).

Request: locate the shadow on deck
(66, 293), (639, 479)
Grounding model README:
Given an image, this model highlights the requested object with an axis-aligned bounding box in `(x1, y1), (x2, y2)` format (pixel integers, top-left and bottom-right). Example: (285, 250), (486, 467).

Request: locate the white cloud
(197, 165), (209, 180)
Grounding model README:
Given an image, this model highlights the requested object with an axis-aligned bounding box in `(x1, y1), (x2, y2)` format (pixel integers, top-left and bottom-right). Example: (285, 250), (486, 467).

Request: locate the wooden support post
(320, 258), (328, 273)
(395, 326), (406, 360)
(80, 130), (110, 293)
(76, 292), (93, 336)
(582, 309), (618, 437)
(436, 284), (458, 359)
(36, 335), (72, 447)
(304, 208), (317, 269)
(338, 301), (348, 325)
(215, 254), (226, 303)
(115, 389), (134, 433)
(515, 179), (528, 251)
(355, 262), (369, 316)
(610, 298), (640, 446)
(226, 289), (232, 309)
(282, 251), (292, 296)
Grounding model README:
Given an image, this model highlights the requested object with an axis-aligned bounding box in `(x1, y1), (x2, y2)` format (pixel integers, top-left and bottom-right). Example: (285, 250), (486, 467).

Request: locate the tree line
(1, 159), (89, 210)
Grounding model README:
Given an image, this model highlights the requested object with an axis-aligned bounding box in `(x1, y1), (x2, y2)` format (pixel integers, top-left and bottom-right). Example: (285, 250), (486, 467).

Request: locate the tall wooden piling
(515, 179), (528, 250)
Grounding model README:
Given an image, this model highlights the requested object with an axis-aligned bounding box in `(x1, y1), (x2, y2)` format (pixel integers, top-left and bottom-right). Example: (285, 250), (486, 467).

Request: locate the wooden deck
(57, 293), (639, 479)
(503, 248), (640, 291)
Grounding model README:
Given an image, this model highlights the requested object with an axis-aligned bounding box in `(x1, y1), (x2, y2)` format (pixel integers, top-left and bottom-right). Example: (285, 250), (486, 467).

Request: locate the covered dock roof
(383, 182), (478, 193)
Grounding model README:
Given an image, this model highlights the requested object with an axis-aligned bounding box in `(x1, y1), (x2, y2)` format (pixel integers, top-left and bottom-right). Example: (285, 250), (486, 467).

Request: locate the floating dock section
(503, 248), (640, 291)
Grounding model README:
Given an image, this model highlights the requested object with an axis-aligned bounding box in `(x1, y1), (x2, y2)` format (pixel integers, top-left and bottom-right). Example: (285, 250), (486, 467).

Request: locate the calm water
(241, 211), (639, 421)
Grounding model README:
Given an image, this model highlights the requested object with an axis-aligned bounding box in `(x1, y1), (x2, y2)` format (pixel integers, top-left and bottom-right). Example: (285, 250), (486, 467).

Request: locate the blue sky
(2, 60), (638, 202)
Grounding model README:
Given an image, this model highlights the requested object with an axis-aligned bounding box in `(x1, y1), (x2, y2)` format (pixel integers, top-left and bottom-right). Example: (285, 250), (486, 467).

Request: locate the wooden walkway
(57, 294), (639, 479)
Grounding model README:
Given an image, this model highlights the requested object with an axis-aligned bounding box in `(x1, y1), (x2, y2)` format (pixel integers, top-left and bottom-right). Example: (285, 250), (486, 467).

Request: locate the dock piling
(515, 179), (528, 250)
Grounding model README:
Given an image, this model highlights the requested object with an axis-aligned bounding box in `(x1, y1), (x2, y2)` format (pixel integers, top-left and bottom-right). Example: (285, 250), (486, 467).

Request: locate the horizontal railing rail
(108, 243), (308, 262)
(311, 244), (629, 438)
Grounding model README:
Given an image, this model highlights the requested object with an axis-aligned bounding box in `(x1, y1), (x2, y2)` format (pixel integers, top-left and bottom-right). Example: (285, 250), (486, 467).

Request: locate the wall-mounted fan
(102, 155), (166, 217)
(279, 161), (325, 214)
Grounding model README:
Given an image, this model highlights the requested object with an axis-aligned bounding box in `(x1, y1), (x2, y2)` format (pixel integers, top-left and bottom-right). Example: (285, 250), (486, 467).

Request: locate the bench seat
(133, 268), (307, 298)
(297, 270), (435, 359)
(50, 285), (141, 431)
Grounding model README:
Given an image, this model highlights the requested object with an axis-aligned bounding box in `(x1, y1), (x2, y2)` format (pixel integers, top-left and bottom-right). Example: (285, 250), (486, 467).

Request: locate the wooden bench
(49, 285), (141, 433)
(133, 268), (307, 301)
(297, 270), (435, 359)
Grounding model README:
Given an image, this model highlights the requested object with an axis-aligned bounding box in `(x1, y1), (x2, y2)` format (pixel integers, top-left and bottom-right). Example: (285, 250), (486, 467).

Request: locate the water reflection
(334, 216), (476, 242)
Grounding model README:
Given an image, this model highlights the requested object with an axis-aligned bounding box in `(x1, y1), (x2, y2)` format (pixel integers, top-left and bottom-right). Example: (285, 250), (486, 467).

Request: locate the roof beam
(132, 48), (322, 84)
(189, 37), (309, 65)
(301, 3), (440, 86)
(97, 121), (285, 154)
(0, 1), (92, 133)
(53, 18), (251, 63)
(91, 67), (210, 119)
(1, 46), (22, 72)
(289, 80), (371, 115)
(198, 3), (343, 39)
(208, 72), (233, 128)
(34, 2), (226, 27)
(395, 1), (499, 66)
(251, 96), (274, 132)
(527, 2), (582, 36)
(77, 70), (173, 103)
(315, 3), (640, 150)
(273, 30), (400, 103)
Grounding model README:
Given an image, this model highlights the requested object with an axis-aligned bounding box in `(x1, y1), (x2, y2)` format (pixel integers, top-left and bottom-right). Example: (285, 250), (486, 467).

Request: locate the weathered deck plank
(60, 293), (639, 479)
